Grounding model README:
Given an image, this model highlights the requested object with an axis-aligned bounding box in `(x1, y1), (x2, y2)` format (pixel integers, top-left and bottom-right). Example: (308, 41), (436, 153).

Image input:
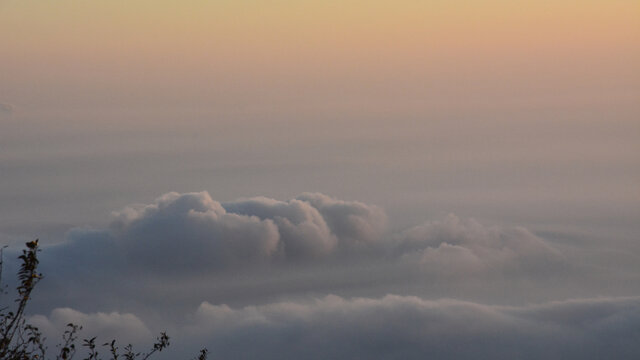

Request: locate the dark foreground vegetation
(0, 240), (207, 360)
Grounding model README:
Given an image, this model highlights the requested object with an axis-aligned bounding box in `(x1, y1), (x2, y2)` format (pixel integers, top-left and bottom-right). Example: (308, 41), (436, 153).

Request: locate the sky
(1, 0), (639, 359)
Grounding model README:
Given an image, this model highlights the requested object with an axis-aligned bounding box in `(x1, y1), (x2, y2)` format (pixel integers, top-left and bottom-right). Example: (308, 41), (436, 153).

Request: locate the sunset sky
(1, 1), (639, 359)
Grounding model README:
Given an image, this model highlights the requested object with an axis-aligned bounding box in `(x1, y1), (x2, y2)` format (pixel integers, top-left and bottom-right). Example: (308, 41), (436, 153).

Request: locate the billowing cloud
(39, 191), (389, 278)
(23, 191), (573, 315)
(294, 193), (388, 251)
(36, 192), (565, 280)
(174, 294), (640, 360)
(396, 214), (564, 275)
(111, 192), (281, 271)
(109, 191), (386, 270)
(222, 192), (387, 258)
(54, 191), (563, 275)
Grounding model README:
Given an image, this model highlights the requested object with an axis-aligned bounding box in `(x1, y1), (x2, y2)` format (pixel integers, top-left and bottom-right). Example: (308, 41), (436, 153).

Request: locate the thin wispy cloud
(0, 102), (14, 115)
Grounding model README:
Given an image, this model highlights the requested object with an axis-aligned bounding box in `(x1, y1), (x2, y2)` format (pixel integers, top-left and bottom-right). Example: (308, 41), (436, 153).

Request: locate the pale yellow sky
(0, 0), (638, 238)
(1, 0), (638, 116)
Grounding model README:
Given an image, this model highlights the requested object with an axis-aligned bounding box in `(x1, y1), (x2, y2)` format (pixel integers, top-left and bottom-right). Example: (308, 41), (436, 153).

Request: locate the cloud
(29, 308), (152, 345)
(52, 191), (557, 277)
(109, 191), (386, 270)
(294, 193), (388, 251)
(222, 192), (387, 257)
(12, 191), (636, 358)
(37, 191), (388, 279)
(28, 295), (640, 359)
(111, 192), (281, 271)
(178, 295), (640, 360)
(396, 214), (564, 275)
(25, 191), (571, 314)
(34, 192), (564, 283)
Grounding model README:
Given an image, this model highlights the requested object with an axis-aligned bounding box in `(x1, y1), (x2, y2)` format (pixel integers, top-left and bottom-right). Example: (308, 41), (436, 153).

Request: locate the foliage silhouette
(0, 241), (206, 360)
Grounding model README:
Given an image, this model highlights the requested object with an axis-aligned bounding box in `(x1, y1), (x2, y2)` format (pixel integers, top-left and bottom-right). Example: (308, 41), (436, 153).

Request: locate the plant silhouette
(0, 240), (206, 360)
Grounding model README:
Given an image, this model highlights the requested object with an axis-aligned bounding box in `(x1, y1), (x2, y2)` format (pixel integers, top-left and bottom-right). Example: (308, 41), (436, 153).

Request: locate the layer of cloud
(8, 191), (637, 358)
(178, 294), (640, 359)
(30, 308), (152, 345)
(29, 295), (640, 360)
